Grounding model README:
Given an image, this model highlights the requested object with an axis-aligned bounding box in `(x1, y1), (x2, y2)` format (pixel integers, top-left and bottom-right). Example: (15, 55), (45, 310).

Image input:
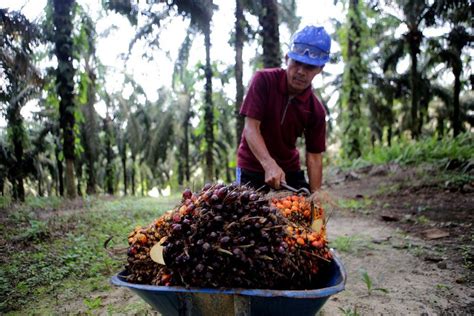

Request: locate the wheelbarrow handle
(280, 183), (310, 196)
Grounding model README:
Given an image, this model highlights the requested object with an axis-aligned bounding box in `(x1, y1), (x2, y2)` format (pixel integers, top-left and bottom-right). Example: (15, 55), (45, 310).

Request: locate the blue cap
(287, 25), (331, 66)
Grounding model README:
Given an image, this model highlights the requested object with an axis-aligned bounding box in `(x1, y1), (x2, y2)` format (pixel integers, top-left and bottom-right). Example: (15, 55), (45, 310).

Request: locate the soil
(320, 164), (474, 315)
(13, 163), (474, 315)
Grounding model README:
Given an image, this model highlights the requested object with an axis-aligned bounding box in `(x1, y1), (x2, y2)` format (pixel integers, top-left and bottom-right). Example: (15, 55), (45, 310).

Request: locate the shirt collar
(278, 69), (313, 102)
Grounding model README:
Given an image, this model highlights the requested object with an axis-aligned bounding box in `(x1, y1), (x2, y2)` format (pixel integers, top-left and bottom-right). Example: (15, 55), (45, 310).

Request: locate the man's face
(286, 57), (323, 94)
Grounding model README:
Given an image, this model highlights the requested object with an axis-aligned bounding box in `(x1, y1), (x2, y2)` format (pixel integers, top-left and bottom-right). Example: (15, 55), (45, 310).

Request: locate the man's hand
(262, 160), (286, 189)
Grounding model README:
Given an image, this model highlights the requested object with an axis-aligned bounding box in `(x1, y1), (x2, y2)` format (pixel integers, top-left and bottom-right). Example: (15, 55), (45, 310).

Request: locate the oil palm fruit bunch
(124, 183), (332, 290)
(125, 215), (173, 284)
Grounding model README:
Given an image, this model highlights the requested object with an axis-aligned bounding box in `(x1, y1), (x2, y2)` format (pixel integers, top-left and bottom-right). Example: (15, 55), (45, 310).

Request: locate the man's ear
(285, 54), (289, 65)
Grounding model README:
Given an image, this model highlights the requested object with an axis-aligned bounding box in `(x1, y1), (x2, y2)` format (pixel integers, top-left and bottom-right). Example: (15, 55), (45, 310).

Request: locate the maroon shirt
(237, 68), (326, 173)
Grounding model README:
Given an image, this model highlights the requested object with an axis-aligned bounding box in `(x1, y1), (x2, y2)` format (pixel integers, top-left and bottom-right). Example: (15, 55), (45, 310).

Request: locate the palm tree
(428, 25), (473, 136)
(53, 0), (77, 198)
(383, 0), (436, 138)
(340, 0), (367, 158)
(0, 9), (43, 201)
(174, 0), (216, 182)
(76, 9), (100, 195)
(173, 27), (198, 186)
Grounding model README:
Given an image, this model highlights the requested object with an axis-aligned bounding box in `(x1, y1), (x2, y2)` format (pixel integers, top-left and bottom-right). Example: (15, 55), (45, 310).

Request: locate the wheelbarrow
(111, 250), (346, 316)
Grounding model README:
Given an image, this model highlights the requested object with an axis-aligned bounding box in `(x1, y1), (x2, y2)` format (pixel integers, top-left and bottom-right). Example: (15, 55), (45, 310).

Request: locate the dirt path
(320, 165), (473, 315)
(322, 213), (472, 314)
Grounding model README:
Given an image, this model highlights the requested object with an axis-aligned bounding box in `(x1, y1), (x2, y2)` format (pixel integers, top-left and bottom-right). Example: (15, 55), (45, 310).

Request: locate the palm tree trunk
(36, 175), (43, 197)
(225, 153), (232, 183)
(53, 0), (77, 198)
(131, 155), (136, 196)
(235, 0), (245, 148)
(178, 98), (192, 186)
(437, 117), (445, 138)
(387, 94), (394, 147)
(140, 168), (146, 197)
(1, 175), (4, 196)
(55, 141), (64, 196)
(410, 54), (419, 138)
(387, 126), (392, 147)
(345, 0), (362, 158)
(84, 67), (98, 195)
(121, 145), (127, 195)
(203, 21), (214, 182)
(75, 160), (83, 196)
(7, 104), (26, 201)
(184, 109), (191, 183)
(178, 151), (184, 186)
(104, 115), (115, 195)
(453, 66), (462, 136)
(259, 0), (281, 68)
(407, 29), (422, 139)
(65, 159), (76, 198)
(178, 112), (191, 187)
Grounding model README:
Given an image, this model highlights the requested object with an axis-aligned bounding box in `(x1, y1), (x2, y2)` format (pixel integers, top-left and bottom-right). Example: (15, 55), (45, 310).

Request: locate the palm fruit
(124, 183), (332, 290)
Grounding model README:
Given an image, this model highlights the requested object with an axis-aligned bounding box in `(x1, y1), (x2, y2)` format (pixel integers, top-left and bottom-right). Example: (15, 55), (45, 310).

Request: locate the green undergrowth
(329, 235), (373, 254)
(0, 195), (179, 314)
(334, 132), (473, 170)
(337, 198), (373, 214)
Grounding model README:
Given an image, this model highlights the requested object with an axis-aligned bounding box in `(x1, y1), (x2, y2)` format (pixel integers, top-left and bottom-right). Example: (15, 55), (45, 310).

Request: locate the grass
(359, 269), (389, 296)
(415, 215), (430, 225)
(337, 198), (373, 215)
(0, 194), (179, 314)
(460, 237), (474, 270)
(375, 183), (402, 195)
(339, 306), (361, 316)
(334, 132), (474, 173)
(329, 235), (372, 254)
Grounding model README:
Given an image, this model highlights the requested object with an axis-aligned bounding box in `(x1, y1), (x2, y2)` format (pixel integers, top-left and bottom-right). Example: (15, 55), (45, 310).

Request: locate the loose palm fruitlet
(271, 195), (327, 238)
(124, 183), (332, 290)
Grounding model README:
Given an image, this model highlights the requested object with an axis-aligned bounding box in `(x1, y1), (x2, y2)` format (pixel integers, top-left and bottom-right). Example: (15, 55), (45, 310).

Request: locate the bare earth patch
(321, 165), (473, 315)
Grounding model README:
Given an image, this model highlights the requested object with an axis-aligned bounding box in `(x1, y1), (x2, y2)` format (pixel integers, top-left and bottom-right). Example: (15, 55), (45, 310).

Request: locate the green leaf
(360, 269), (372, 292)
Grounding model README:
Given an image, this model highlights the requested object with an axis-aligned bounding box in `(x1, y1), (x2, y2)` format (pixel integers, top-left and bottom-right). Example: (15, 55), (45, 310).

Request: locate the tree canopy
(0, 0), (472, 200)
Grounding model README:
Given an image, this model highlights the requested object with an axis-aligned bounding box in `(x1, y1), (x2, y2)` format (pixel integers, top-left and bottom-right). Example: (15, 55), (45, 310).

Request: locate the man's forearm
(243, 117), (285, 188)
(306, 152), (323, 192)
(244, 118), (275, 169)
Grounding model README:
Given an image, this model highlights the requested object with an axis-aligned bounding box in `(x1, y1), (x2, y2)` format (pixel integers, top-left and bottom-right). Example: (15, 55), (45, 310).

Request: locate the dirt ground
(71, 164), (474, 315)
(320, 164), (474, 315)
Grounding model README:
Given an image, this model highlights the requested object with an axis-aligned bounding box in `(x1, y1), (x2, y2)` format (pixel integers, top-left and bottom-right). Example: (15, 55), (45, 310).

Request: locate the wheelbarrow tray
(111, 251), (346, 316)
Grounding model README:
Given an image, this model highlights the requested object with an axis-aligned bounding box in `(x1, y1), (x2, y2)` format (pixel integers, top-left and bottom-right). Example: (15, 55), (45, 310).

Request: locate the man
(236, 25), (330, 193)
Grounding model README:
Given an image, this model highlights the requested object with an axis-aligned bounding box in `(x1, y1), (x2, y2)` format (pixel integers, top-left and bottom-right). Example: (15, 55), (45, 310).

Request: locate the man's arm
(306, 152), (323, 192)
(243, 117), (285, 189)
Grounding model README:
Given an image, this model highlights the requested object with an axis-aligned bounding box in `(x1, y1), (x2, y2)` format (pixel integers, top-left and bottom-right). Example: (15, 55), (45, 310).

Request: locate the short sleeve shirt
(237, 68), (326, 173)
